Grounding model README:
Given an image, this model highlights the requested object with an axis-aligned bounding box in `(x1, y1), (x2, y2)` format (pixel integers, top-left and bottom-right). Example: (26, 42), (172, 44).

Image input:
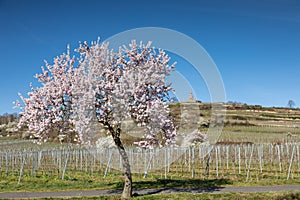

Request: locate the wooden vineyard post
(5, 152), (8, 176)
(269, 144), (273, 166)
(204, 146), (212, 178)
(286, 143), (290, 158)
(168, 147), (171, 174)
(287, 145), (296, 180)
(0, 152), (1, 176)
(296, 145), (300, 169)
(276, 145), (282, 173)
(258, 145), (263, 173)
(219, 146), (222, 173)
(18, 151), (27, 184)
(188, 147), (191, 172)
(92, 149), (96, 175)
(37, 151), (42, 171)
(31, 151), (36, 177)
(215, 146), (218, 177)
(238, 146), (241, 174)
(244, 146), (248, 171)
(103, 150), (113, 178)
(11, 152), (14, 174)
(144, 151), (154, 178)
(226, 145), (229, 170)
(120, 150), (123, 175)
(164, 147), (167, 179)
(191, 146), (195, 178)
(61, 150), (69, 180)
(234, 145), (237, 175)
(80, 149), (83, 171)
(246, 145), (254, 182)
(58, 150), (62, 176)
(84, 149), (88, 173)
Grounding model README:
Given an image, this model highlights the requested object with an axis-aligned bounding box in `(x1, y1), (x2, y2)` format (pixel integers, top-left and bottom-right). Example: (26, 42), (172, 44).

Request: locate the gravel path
(0, 185), (299, 199)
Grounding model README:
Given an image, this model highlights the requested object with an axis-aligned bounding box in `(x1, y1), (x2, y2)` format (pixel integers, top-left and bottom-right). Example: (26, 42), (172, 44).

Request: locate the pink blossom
(18, 38), (177, 149)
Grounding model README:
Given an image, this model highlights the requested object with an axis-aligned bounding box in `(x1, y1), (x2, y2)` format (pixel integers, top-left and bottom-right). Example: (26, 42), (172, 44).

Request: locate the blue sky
(0, 0), (300, 114)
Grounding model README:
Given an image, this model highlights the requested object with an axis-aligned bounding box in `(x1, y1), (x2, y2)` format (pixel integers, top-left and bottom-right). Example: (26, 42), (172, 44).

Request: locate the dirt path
(0, 185), (299, 199)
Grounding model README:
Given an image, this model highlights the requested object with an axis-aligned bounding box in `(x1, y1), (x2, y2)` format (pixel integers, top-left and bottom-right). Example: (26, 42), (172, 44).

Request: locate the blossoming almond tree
(72, 39), (177, 198)
(18, 38), (177, 199)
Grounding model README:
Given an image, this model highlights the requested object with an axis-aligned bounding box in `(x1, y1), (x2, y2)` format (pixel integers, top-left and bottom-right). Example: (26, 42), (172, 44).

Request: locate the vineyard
(1, 141), (300, 185)
(1, 103), (300, 191)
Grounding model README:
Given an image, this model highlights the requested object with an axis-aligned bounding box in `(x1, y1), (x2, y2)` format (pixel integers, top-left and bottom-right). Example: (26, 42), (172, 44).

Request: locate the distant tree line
(227, 101), (245, 105)
(0, 113), (18, 125)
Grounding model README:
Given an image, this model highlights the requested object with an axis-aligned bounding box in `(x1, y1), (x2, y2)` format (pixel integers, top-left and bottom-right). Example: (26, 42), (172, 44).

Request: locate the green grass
(14, 191), (300, 200)
(0, 173), (232, 192)
(1, 171), (300, 193)
(107, 192), (300, 200)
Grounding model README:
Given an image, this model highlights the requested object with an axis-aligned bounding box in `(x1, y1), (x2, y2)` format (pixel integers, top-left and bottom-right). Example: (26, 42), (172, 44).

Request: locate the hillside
(169, 102), (300, 144)
(1, 103), (300, 145)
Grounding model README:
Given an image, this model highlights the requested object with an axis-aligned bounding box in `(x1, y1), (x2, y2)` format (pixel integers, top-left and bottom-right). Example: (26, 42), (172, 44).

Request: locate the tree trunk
(110, 127), (132, 199)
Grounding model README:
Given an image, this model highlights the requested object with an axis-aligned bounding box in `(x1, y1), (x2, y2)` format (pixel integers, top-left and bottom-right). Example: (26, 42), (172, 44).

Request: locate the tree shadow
(109, 178), (232, 196)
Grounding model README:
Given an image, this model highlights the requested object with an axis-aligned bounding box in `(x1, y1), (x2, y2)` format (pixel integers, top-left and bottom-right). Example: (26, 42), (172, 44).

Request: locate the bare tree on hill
(287, 100), (296, 108)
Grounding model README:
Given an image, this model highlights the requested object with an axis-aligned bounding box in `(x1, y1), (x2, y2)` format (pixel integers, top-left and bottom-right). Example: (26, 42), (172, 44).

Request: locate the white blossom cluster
(17, 38), (177, 148)
(17, 47), (75, 144)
